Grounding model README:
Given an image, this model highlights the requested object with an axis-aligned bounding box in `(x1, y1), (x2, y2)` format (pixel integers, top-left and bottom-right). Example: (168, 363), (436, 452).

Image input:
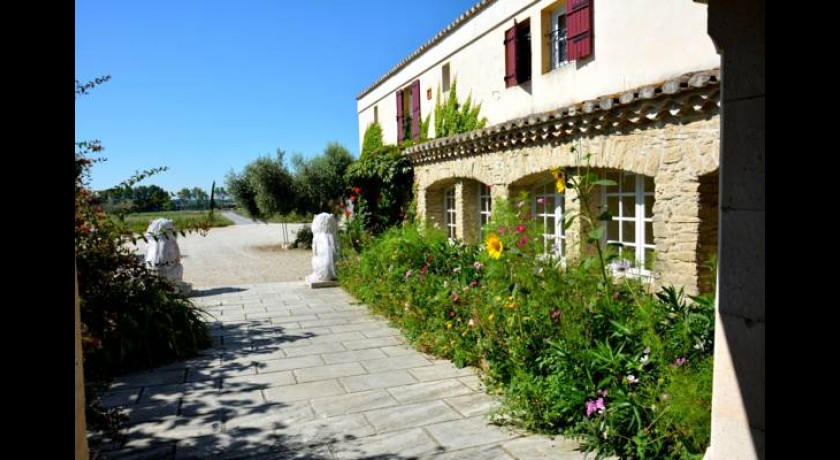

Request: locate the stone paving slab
(98, 282), (590, 459)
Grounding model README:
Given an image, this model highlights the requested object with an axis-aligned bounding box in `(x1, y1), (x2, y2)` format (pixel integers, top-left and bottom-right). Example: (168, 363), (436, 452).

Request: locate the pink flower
(626, 375), (639, 384)
(674, 357), (687, 367)
(473, 261), (484, 270)
(585, 400), (597, 417)
(597, 389), (608, 397)
(537, 197), (546, 205)
(469, 280), (479, 287)
(405, 269), (413, 278)
(515, 224), (527, 233)
(585, 398), (606, 417)
(517, 236), (529, 248)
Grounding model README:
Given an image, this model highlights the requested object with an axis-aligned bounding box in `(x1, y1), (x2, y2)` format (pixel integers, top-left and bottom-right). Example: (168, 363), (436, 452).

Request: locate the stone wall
(414, 114), (720, 294)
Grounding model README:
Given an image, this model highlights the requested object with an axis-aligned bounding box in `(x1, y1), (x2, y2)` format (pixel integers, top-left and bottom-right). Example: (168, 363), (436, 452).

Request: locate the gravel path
(136, 222), (312, 288)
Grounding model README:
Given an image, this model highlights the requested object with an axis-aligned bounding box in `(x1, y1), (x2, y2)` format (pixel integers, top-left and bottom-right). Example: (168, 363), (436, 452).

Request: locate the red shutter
(567, 0), (593, 61)
(411, 80), (421, 141)
(396, 89), (404, 144)
(504, 22), (518, 87)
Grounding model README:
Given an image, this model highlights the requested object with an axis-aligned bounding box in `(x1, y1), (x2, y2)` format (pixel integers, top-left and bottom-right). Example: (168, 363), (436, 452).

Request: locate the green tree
(132, 184), (172, 211)
(176, 187), (192, 204)
(291, 142), (355, 214)
(99, 184), (172, 212)
(226, 149), (295, 221)
(213, 186), (228, 201)
(191, 186), (208, 209)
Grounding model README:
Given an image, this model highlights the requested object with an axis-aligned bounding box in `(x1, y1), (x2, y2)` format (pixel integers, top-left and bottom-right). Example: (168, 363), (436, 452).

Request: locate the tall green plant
(361, 122), (384, 158)
(433, 80), (487, 138)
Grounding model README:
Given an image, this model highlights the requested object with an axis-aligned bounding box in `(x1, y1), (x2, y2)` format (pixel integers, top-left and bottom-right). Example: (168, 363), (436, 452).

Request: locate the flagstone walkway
(97, 282), (588, 459)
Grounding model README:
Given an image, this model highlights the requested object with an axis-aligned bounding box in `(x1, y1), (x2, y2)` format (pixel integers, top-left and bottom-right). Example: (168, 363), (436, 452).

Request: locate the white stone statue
(144, 218), (190, 294)
(305, 213), (339, 287)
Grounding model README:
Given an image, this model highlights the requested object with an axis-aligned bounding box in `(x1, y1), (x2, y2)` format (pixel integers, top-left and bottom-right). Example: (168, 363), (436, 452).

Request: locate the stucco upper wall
(357, 0), (718, 150)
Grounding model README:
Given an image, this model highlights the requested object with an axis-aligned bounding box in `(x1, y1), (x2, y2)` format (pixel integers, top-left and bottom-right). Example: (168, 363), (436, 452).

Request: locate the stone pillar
(460, 181), (480, 244)
(653, 175), (702, 294)
(416, 184), (427, 223)
(563, 174), (584, 259)
(704, 1), (765, 458)
(453, 180), (466, 241)
(75, 264), (89, 459)
(425, 187), (446, 232)
(489, 183), (510, 202)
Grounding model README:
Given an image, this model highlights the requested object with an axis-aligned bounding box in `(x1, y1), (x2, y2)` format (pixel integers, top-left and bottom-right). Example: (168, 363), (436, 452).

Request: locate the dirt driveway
(136, 222), (312, 288)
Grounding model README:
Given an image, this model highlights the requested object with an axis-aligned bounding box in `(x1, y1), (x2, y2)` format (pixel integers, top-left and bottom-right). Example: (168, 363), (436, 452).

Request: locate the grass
(116, 210), (234, 234)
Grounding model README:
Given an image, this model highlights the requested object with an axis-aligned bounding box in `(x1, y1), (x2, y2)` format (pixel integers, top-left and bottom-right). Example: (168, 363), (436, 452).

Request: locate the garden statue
(144, 218), (191, 294)
(305, 213), (339, 288)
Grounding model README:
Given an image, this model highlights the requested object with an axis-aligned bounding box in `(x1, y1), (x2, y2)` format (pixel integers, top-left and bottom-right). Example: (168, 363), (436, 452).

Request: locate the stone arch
(421, 176), (493, 243)
(422, 177), (459, 234)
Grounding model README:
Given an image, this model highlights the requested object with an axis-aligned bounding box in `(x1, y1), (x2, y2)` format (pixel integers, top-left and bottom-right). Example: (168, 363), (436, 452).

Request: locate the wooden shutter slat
(504, 22), (518, 87)
(396, 89), (404, 144)
(567, 0), (593, 61)
(411, 80), (421, 141)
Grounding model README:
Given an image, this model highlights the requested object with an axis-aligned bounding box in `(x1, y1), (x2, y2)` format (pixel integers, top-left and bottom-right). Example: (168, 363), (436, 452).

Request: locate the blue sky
(75, 0), (478, 193)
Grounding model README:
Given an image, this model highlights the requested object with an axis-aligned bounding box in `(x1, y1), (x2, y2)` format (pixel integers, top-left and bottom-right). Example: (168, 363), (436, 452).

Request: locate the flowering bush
(339, 191), (714, 459)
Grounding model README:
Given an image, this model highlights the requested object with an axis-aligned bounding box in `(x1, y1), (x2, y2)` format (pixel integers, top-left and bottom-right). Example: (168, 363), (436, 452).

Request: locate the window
(603, 172), (655, 273)
(533, 182), (565, 257)
(504, 19), (531, 87)
(444, 187), (457, 239)
(548, 7), (568, 70)
(478, 184), (492, 238)
(442, 63), (451, 93)
(395, 80), (421, 143)
(373, 105), (379, 124)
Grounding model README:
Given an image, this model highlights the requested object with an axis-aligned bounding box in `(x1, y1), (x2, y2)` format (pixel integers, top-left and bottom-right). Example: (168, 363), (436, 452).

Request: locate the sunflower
(485, 233), (504, 259)
(551, 167), (566, 193)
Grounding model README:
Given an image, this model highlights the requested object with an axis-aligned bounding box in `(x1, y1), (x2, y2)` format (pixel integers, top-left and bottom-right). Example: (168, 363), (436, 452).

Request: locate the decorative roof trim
(356, 0), (497, 101)
(403, 68), (721, 165)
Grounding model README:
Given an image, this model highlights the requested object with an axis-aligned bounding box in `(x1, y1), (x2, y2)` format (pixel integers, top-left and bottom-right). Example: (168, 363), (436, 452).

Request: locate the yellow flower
(446, 322), (453, 329)
(551, 167), (566, 193)
(488, 313), (495, 322)
(505, 295), (517, 309)
(485, 233), (504, 259)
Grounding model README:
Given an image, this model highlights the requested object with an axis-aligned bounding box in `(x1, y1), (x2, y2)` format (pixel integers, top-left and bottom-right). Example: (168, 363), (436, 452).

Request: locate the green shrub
(344, 144), (413, 235)
(294, 225), (314, 249)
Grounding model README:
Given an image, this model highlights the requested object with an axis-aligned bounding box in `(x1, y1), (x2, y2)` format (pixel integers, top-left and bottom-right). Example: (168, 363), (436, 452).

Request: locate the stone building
(356, 0), (721, 295)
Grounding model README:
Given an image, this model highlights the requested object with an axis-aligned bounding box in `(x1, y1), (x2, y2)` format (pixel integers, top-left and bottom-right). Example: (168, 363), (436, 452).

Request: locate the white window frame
(478, 184), (492, 239)
(549, 7), (568, 71)
(533, 182), (565, 258)
(603, 172), (655, 275)
(444, 187), (457, 240)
